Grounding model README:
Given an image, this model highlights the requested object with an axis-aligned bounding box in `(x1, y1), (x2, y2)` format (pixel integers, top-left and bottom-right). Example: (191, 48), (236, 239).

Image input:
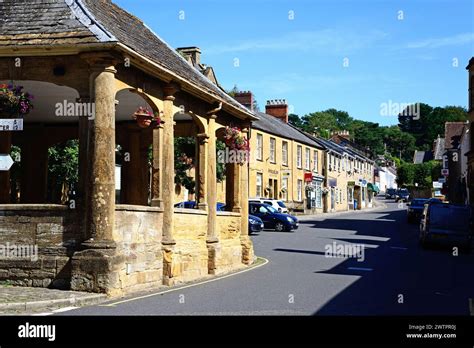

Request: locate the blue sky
(114, 0), (474, 126)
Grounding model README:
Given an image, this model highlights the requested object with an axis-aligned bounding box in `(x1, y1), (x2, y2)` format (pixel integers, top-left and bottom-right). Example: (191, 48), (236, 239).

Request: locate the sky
(114, 0), (474, 126)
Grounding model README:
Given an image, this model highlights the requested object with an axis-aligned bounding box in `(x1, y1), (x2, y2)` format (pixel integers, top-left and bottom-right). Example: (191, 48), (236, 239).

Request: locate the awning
(367, 183), (379, 193)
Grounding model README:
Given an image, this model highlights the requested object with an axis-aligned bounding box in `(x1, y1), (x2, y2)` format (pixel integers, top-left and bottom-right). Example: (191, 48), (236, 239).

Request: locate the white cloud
(206, 29), (388, 55)
(404, 32), (474, 49)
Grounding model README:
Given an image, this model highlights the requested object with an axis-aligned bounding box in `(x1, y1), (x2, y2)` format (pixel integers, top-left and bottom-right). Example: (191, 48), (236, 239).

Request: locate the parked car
(385, 188), (397, 199)
(395, 188), (410, 202)
(249, 198), (289, 213)
(174, 201), (225, 210)
(407, 198), (428, 223)
(215, 203), (264, 234)
(419, 203), (473, 252)
(249, 214), (264, 234)
(249, 202), (298, 232)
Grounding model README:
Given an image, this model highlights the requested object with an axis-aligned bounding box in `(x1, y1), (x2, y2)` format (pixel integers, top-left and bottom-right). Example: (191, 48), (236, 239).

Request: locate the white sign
(433, 181), (443, 189)
(438, 177), (446, 183)
(0, 119), (23, 131)
(441, 168), (449, 177)
(0, 154), (14, 171)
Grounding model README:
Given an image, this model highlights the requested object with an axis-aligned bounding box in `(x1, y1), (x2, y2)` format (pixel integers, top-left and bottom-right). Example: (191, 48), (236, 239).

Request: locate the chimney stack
(265, 99), (288, 123)
(234, 91), (254, 111)
(177, 47), (201, 66)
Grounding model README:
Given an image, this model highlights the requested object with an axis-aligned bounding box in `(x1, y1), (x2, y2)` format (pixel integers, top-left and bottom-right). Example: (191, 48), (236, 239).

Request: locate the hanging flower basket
(223, 126), (250, 152)
(132, 106), (161, 128)
(0, 84), (34, 118)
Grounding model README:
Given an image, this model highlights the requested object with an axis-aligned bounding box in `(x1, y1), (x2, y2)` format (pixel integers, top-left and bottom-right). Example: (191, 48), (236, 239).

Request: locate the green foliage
(397, 160), (440, 188)
(48, 140), (79, 189)
(288, 113), (303, 128)
(398, 103), (467, 150)
(174, 137), (226, 193)
(301, 111), (338, 137)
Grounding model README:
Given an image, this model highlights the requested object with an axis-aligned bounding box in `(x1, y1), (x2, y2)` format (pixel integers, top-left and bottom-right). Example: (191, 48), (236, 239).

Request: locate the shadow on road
(279, 205), (474, 315)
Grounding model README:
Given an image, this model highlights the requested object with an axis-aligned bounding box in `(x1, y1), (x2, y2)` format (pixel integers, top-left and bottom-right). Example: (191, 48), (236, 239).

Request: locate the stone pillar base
(162, 243), (176, 286)
(207, 241), (221, 275)
(71, 247), (123, 296)
(241, 236), (255, 265)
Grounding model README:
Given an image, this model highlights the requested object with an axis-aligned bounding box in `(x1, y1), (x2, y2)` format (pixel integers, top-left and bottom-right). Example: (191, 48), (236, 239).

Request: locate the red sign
(304, 173), (313, 182)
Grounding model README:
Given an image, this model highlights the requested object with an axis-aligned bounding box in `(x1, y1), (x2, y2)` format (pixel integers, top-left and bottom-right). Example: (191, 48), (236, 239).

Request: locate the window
(337, 157), (341, 172)
(313, 150), (318, 172)
(297, 180), (303, 201)
(256, 173), (263, 197)
(282, 177), (288, 201)
(342, 157), (346, 171)
(297, 145), (302, 168)
(270, 137), (276, 163)
(282, 141), (288, 166)
(256, 134), (263, 161)
(305, 148), (310, 170)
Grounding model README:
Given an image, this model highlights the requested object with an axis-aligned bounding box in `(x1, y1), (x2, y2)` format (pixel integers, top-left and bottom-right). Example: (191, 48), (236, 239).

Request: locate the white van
(249, 198), (289, 213)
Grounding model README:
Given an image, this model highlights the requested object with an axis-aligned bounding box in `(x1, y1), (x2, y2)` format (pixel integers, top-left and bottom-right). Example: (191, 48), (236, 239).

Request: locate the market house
(0, 0), (256, 296)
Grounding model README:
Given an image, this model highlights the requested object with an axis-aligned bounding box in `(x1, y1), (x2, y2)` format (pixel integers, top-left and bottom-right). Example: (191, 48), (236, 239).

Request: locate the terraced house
(234, 93), (326, 214)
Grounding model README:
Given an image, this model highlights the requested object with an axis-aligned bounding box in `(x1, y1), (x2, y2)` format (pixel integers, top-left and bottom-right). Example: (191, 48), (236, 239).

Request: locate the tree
(301, 111), (338, 137)
(383, 126), (416, 161)
(324, 108), (353, 130)
(349, 120), (385, 155)
(48, 140), (79, 203)
(398, 103), (467, 150)
(288, 113), (304, 128)
(397, 162), (415, 187)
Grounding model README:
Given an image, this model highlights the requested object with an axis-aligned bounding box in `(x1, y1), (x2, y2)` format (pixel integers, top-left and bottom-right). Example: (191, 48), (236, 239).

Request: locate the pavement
(3, 197), (474, 316)
(0, 286), (105, 315)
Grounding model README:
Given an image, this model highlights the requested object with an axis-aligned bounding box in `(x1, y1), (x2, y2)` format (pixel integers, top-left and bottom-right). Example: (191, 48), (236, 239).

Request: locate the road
(61, 201), (474, 315)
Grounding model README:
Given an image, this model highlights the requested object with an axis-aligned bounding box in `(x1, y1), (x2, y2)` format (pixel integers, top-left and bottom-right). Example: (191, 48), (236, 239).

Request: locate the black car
(385, 188), (397, 199)
(396, 188), (410, 202)
(249, 202), (298, 232)
(407, 198), (428, 223)
(419, 203), (473, 251)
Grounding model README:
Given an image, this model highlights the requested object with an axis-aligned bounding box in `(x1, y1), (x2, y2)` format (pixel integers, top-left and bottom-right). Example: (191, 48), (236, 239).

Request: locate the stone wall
(0, 205), (79, 289)
(113, 206), (163, 295)
(171, 209), (209, 284)
(216, 212), (244, 273)
(71, 205), (164, 297)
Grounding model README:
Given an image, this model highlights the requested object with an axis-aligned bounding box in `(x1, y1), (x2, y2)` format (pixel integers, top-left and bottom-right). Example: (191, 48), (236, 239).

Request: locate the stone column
(78, 101), (90, 239)
(240, 127), (254, 265)
(85, 60), (117, 245)
(161, 84), (178, 285)
(151, 122), (164, 207)
(206, 114), (218, 243)
(196, 133), (209, 210)
(0, 132), (11, 203)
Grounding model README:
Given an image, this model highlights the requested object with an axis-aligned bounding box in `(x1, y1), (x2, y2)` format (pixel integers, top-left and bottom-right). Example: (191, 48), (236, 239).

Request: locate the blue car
(249, 202), (298, 232)
(174, 201), (226, 210)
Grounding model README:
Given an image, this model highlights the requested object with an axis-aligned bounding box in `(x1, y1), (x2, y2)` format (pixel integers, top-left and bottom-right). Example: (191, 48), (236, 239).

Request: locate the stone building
(466, 57), (474, 206)
(0, 0), (255, 296)
(234, 94), (326, 214)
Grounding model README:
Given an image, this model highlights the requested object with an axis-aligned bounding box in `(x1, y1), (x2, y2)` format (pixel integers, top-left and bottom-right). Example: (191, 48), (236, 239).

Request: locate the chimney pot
(265, 98), (289, 123)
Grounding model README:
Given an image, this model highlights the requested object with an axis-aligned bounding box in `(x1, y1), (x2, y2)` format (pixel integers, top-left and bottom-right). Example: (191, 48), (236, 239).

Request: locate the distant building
(413, 150), (433, 164)
(445, 122), (469, 203)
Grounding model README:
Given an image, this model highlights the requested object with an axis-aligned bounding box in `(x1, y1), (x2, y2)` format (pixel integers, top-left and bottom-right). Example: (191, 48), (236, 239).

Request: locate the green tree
(301, 111), (338, 137)
(323, 108), (353, 130)
(383, 126), (416, 161)
(48, 140), (79, 203)
(288, 113), (304, 128)
(397, 162), (415, 187)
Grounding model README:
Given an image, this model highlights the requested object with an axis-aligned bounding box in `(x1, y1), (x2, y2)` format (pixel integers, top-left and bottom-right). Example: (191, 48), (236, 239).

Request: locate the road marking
(390, 246), (408, 250)
(100, 257), (270, 307)
(52, 306), (79, 313)
(31, 312), (54, 316)
(347, 267), (373, 272)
